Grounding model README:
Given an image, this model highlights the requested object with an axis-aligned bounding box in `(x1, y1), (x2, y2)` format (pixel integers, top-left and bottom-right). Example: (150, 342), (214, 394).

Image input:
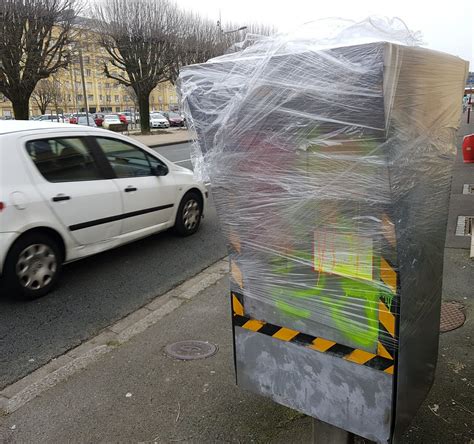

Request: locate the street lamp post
(223, 26), (247, 35)
(217, 21), (247, 35)
(69, 43), (90, 126)
(77, 47), (90, 126)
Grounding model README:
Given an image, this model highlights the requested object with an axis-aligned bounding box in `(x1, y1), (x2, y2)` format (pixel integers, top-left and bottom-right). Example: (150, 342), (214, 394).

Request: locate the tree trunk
(138, 91), (151, 134)
(39, 102), (48, 115)
(12, 95), (30, 120)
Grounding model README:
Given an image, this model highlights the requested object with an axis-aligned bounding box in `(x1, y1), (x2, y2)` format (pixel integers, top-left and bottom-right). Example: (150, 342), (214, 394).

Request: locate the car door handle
(52, 194), (71, 202)
(124, 186), (137, 192)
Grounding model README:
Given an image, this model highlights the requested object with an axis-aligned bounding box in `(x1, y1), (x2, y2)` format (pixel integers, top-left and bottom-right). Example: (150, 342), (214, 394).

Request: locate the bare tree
(0, 0), (78, 119)
(32, 78), (61, 114)
(168, 14), (222, 86)
(219, 22), (277, 55)
(93, 0), (182, 134)
(168, 17), (277, 86)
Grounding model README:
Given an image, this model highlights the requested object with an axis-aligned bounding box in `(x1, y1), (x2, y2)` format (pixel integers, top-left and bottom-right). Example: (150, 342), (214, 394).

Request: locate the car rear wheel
(3, 233), (62, 300)
(174, 192), (203, 236)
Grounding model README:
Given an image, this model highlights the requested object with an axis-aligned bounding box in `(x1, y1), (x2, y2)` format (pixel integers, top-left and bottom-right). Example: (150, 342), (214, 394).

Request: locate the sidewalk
(0, 273), (313, 444)
(129, 128), (193, 147)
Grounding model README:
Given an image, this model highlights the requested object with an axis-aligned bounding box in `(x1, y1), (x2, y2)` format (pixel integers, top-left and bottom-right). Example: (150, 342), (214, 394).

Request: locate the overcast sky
(175, 0), (473, 68)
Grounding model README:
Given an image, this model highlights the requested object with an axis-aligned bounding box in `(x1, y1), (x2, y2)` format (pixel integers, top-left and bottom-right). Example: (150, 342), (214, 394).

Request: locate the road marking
(0, 258), (229, 416)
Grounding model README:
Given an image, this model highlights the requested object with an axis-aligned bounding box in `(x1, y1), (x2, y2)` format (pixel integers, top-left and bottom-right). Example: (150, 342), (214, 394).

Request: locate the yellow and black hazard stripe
(378, 257), (398, 362)
(232, 292), (394, 374)
(378, 212), (400, 364)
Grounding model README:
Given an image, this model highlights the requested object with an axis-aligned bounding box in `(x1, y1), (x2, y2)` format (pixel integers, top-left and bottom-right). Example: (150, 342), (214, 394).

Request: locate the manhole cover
(164, 340), (218, 360)
(440, 302), (466, 333)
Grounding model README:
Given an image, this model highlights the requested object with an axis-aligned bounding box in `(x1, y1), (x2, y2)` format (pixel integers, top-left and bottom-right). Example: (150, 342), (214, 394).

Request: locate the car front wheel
(174, 192), (203, 236)
(3, 233), (62, 300)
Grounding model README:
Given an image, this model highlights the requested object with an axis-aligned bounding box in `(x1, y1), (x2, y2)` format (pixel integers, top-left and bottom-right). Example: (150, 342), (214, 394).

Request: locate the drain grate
(462, 184), (474, 194)
(455, 216), (474, 236)
(440, 302), (466, 333)
(164, 340), (218, 360)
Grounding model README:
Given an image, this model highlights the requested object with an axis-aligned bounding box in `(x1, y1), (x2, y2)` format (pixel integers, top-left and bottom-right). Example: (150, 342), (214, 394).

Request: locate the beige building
(0, 26), (179, 118)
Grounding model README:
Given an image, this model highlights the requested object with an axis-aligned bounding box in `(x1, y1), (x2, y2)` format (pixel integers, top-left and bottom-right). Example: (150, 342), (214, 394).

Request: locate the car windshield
(168, 112), (180, 118)
(105, 115), (120, 121)
(151, 113), (165, 119)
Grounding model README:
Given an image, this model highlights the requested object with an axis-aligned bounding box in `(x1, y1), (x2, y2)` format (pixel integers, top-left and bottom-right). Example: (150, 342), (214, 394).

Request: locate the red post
(462, 134), (474, 163)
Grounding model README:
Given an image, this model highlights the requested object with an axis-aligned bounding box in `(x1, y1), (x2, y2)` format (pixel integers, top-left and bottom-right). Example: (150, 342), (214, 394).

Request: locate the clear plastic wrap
(179, 18), (468, 356)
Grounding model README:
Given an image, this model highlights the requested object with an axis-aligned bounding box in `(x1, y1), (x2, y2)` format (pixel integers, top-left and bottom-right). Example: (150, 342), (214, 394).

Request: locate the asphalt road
(0, 142), (227, 390)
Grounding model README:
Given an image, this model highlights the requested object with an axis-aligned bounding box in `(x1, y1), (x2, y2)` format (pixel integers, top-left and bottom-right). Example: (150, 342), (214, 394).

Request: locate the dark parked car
(77, 116), (97, 127)
(162, 111), (184, 127)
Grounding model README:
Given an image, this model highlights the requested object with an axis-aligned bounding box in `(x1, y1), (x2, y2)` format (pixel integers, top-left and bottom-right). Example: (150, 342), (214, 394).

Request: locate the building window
(99, 95), (103, 101)
(86, 69), (91, 77)
(124, 95), (129, 102)
(83, 56), (90, 64)
(77, 94), (83, 101)
(105, 83), (110, 89)
(86, 82), (92, 90)
(114, 95), (119, 103)
(106, 95), (111, 102)
(87, 95), (94, 102)
(115, 107), (121, 112)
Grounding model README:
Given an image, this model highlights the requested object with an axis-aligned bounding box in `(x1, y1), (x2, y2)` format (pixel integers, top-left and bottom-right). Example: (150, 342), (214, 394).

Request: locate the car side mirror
(152, 164), (168, 176)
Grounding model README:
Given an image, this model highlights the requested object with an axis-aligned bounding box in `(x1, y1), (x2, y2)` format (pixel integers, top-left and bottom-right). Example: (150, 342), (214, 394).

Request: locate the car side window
(95, 137), (165, 178)
(25, 138), (104, 183)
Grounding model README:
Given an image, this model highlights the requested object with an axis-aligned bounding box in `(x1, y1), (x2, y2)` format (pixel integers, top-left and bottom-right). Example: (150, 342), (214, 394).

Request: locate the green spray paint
(270, 253), (385, 349)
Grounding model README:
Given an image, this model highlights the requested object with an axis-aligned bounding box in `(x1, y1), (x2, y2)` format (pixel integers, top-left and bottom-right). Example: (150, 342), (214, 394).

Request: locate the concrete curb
(0, 259), (229, 416)
(148, 139), (193, 148)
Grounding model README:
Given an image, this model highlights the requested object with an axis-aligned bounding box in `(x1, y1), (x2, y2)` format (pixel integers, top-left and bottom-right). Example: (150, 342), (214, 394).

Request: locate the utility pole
(78, 47), (90, 125)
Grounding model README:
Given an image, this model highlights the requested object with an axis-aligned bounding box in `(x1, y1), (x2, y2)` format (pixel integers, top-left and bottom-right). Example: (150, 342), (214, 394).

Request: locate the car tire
(174, 191), (203, 237)
(3, 233), (63, 300)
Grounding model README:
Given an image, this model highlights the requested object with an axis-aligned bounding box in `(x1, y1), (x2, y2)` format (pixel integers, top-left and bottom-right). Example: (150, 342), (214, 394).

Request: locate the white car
(150, 113), (170, 129)
(38, 114), (65, 122)
(102, 114), (123, 130)
(121, 112), (138, 124)
(0, 121), (207, 299)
